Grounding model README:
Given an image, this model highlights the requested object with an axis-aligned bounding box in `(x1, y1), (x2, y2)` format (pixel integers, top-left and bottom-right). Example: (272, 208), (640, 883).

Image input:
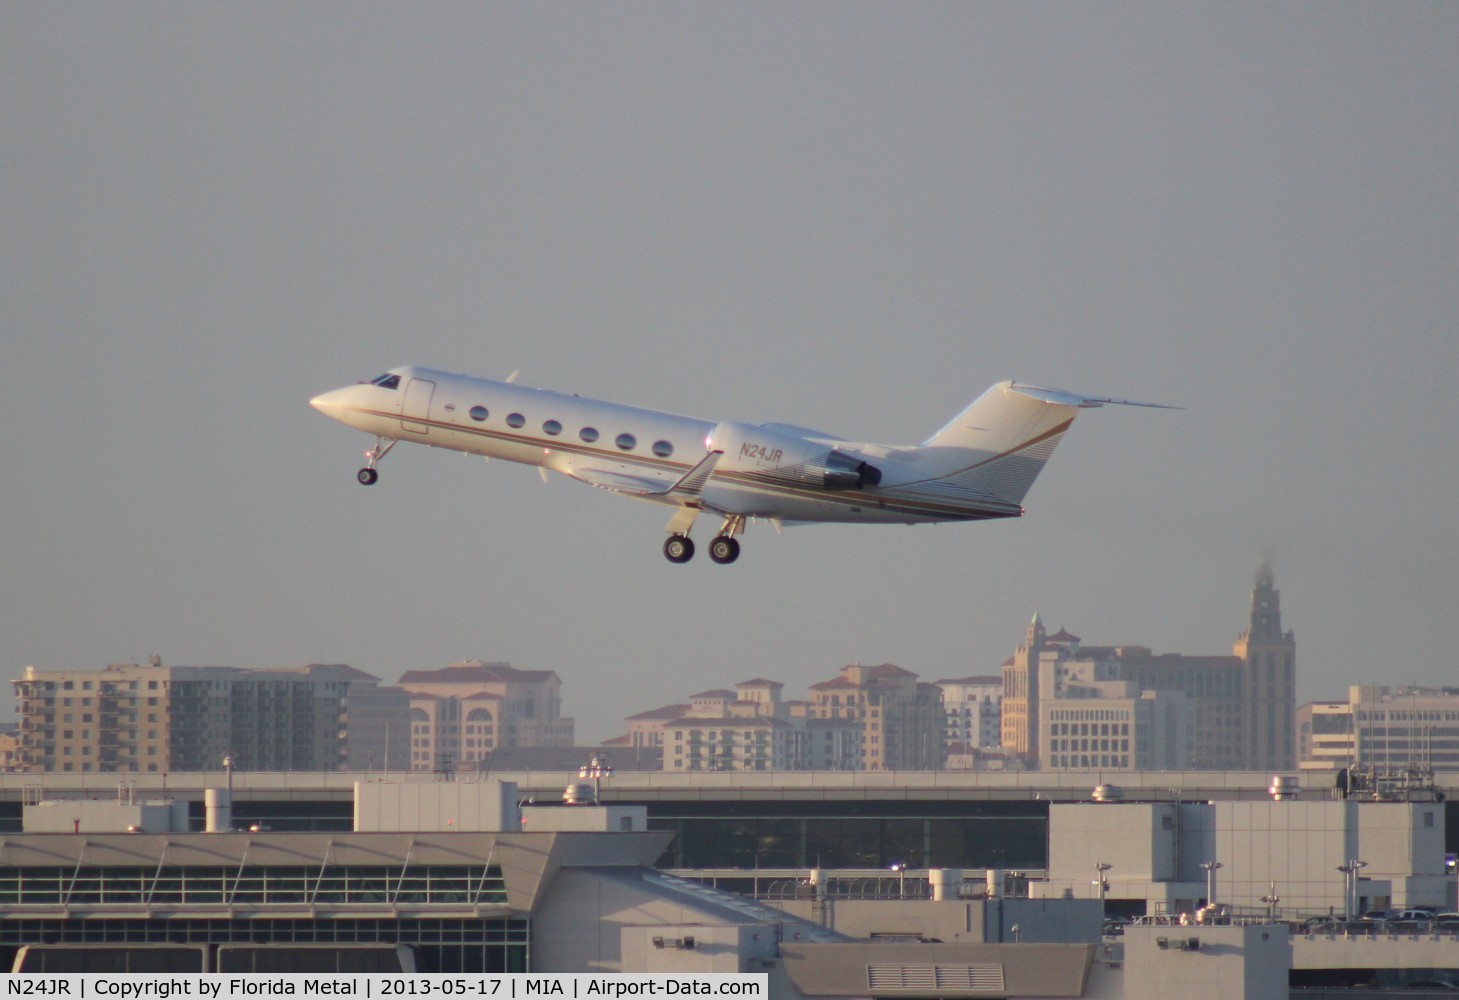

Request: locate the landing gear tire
(709, 536), (740, 565)
(357, 468), (379, 486)
(664, 534), (695, 564)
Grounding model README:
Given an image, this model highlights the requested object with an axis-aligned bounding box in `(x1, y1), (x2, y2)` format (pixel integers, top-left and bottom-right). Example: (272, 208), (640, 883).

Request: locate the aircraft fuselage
(312, 366), (1014, 527)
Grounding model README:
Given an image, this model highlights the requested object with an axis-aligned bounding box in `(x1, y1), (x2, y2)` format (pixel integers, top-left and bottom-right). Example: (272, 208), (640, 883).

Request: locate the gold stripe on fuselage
(351, 407), (1024, 523)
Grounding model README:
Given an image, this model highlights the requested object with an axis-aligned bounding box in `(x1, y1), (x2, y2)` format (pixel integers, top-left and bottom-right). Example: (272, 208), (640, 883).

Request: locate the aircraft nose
(310, 388), (348, 420)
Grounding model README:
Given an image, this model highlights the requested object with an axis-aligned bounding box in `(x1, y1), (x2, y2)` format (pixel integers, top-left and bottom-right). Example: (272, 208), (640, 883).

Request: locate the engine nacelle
(707, 422), (881, 491)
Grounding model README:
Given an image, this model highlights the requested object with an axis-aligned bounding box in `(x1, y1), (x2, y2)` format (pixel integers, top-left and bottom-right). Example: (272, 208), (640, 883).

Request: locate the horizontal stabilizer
(758, 421), (844, 441)
(1009, 384), (1181, 409)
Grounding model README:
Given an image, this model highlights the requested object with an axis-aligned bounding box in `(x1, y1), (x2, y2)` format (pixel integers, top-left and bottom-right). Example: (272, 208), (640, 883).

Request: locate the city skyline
(4, 7), (1457, 745)
(6, 564), (1373, 758)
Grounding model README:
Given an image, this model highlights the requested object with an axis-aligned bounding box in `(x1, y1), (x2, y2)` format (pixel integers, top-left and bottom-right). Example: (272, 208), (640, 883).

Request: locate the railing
(0, 864), (509, 909)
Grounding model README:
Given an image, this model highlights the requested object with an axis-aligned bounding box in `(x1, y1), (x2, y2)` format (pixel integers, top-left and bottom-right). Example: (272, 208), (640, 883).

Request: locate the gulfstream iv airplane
(311, 367), (1171, 564)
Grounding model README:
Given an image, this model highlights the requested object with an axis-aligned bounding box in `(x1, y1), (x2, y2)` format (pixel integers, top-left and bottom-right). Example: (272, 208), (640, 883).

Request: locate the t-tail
(907, 382), (1177, 510)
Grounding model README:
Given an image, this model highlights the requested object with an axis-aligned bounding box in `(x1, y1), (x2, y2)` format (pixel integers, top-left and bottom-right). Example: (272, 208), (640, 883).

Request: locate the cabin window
(369, 373), (401, 390)
(615, 433), (637, 451)
(469, 406), (489, 422)
(506, 413), (525, 428)
(652, 440), (674, 458)
(580, 427), (600, 443)
(543, 419), (562, 436)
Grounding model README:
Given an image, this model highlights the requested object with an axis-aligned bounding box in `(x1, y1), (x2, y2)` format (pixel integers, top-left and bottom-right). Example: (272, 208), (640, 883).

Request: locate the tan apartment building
(12, 657), (374, 773)
(625, 667), (943, 771)
(621, 678), (863, 772)
(390, 660), (575, 771)
(806, 663), (945, 770)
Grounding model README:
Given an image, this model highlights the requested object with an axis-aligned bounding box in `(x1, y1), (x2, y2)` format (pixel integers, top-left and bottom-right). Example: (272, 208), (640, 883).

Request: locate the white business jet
(311, 367), (1171, 564)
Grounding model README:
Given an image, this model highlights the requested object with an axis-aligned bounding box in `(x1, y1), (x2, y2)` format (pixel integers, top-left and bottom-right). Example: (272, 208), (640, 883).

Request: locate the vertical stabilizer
(910, 382), (1085, 507)
(912, 382), (1173, 508)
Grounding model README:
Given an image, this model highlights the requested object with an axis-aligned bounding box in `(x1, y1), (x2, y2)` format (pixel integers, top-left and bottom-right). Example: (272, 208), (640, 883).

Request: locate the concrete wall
(772, 898), (987, 943)
(1047, 803), (1180, 882)
(768, 897), (1100, 945)
(24, 799), (188, 833)
(531, 868), (779, 974)
(1357, 801), (1450, 910)
(1293, 932), (1459, 973)
(620, 924), (772, 975)
(520, 804), (647, 833)
(1041, 799), (1452, 916)
(352, 780), (519, 832)
(1122, 925), (1289, 1000)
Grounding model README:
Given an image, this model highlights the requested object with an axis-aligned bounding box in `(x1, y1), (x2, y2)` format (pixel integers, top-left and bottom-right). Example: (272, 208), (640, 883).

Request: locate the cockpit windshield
(367, 373), (401, 390)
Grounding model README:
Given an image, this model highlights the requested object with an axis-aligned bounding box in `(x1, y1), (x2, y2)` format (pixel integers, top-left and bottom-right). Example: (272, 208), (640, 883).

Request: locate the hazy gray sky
(4, 4), (1456, 743)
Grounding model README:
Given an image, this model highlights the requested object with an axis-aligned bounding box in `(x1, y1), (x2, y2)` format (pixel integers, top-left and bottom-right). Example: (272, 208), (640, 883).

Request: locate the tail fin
(914, 382), (1174, 508)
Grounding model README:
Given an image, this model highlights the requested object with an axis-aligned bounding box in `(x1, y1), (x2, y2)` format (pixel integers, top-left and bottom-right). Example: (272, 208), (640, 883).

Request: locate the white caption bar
(1, 975), (767, 999)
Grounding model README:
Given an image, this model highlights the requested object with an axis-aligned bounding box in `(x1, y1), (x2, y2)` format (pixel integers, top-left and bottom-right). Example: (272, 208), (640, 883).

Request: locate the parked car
(1386, 919), (1427, 934)
(1395, 908), (1438, 922)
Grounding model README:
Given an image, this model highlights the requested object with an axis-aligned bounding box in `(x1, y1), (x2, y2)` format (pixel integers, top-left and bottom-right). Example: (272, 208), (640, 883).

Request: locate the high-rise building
(621, 669), (940, 771)
(648, 679), (801, 772)
(625, 703), (692, 753)
(807, 664), (944, 770)
(1000, 615), (1053, 761)
(1000, 566), (1297, 771)
(341, 683), (414, 771)
(392, 660), (574, 771)
(935, 675), (1003, 752)
(12, 658), (376, 773)
(1233, 563), (1297, 770)
(1037, 660), (1191, 771)
(1298, 685), (1459, 772)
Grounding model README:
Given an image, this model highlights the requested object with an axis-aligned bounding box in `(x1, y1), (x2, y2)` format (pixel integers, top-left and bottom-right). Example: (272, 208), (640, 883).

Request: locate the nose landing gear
(357, 437), (397, 485)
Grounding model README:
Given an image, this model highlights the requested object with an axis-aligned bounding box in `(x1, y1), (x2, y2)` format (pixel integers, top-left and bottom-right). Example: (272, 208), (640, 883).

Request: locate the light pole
(890, 862), (906, 898)
(1260, 881), (1281, 922)
(222, 751), (238, 796)
(1094, 862), (1113, 922)
(1337, 860), (1367, 921)
(580, 751), (613, 804)
(1199, 860), (1224, 909)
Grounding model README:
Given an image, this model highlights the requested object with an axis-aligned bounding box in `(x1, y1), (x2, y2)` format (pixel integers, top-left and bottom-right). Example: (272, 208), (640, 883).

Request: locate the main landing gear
(663, 534), (695, 563)
(356, 437), (396, 486)
(663, 515), (744, 565)
(708, 535), (740, 565)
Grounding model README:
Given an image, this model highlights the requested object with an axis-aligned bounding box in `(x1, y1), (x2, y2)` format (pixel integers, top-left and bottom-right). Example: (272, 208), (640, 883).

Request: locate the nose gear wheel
(357, 437), (397, 485)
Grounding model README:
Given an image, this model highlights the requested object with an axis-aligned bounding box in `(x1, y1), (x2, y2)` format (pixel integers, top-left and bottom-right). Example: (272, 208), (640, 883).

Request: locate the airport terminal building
(0, 768), (1455, 996)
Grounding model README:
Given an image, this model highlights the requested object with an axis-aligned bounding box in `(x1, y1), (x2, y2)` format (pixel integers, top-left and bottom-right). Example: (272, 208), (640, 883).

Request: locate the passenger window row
(464, 406), (673, 457)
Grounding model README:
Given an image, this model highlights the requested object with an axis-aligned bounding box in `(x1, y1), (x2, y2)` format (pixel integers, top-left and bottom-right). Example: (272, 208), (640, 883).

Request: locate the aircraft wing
(569, 467), (678, 495)
(568, 450), (723, 499)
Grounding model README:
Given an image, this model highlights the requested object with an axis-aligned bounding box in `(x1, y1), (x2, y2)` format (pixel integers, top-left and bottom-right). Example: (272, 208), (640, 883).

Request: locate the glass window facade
(0, 917), (528, 974)
(0, 864), (506, 908)
(649, 800), (1047, 870)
